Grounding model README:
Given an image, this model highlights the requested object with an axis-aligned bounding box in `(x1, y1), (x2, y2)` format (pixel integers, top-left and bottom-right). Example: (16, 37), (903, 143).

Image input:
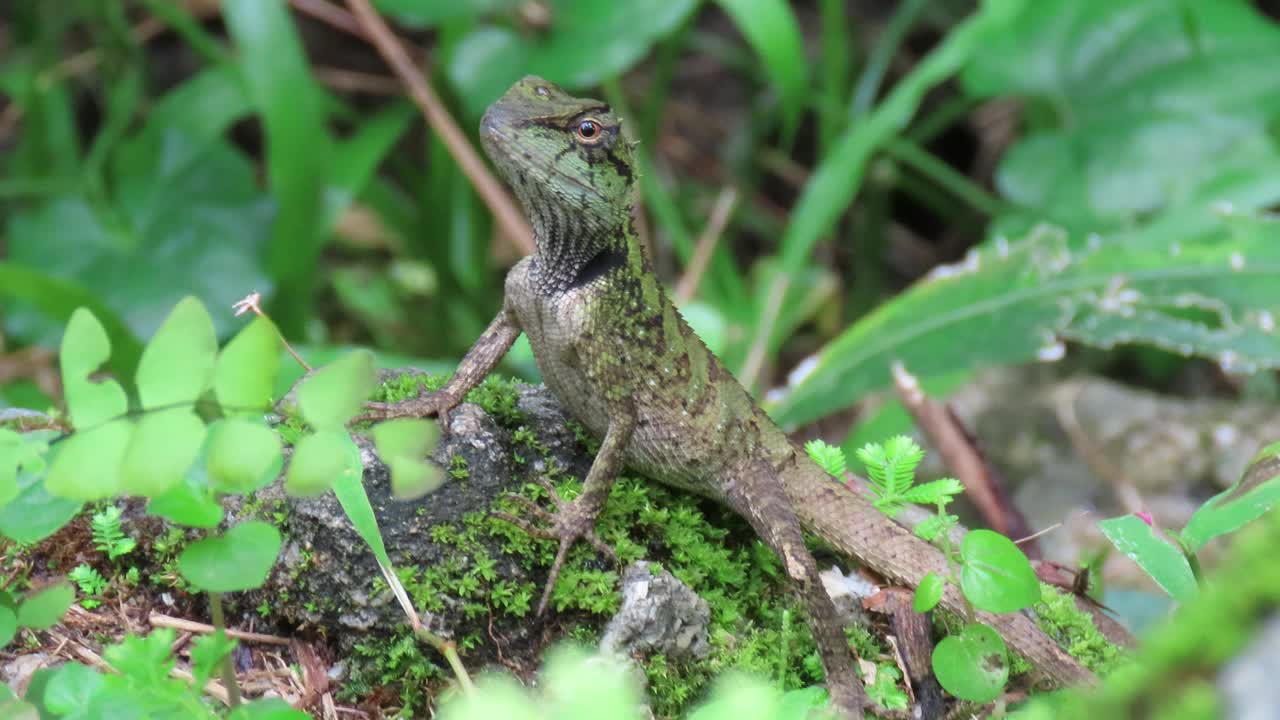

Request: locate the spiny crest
(479, 76), (635, 220)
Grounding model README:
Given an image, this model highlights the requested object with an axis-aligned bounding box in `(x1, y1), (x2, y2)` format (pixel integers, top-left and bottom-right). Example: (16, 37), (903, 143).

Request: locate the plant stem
(208, 592), (242, 707)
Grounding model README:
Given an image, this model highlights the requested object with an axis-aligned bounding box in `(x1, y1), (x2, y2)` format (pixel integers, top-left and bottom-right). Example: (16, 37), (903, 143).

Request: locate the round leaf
(42, 662), (103, 714)
(932, 623), (1008, 703)
(120, 409), (205, 496)
(0, 600), (16, 647)
(206, 419), (282, 494)
(959, 529), (1040, 613)
(0, 442), (84, 544)
(60, 309), (128, 428)
(135, 296), (218, 409)
(297, 350), (377, 430)
(215, 316), (282, 416)
(178, 521), (282, 593)
(45, 420), (133, 501)
(372, 419), (443, 499)
(913, 572), (945, 613)
(17, 582), (74, 629)
(285, 431), (352, 497)
(147, 479), (225, 528)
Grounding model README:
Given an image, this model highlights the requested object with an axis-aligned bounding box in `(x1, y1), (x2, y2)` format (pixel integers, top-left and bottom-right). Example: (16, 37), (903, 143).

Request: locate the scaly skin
(361, 76), (1094, 714)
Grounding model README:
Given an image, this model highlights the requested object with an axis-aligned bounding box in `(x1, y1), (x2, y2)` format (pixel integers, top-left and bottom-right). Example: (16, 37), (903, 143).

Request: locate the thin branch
(342, 0), (535, 255)
(149, 612), (293, 646)
(674, 186), (738, 304)
(891, 362), (1039, 557)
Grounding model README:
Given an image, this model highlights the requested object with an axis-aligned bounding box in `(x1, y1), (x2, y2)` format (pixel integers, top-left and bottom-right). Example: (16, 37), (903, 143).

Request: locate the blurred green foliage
(5, 0), (1277, 424)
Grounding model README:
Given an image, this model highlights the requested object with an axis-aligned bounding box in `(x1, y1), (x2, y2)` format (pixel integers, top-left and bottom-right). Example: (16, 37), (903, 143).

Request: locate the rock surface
(599, 562), (710, 661)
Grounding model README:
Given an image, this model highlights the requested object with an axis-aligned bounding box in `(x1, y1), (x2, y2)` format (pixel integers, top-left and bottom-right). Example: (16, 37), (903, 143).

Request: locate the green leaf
(177, 521), (281, 593)
(446, 0), (700, 116)
(0, 593), (17, 646)
(8, 130), (273, 345)
(42, 662), (104, 715)
(372, 0), (515, 29)
(214, 316), (282, 415)
(147, 475), (224, 529)
(372, 419), (443, 499)
(774, 1), (1011, 285)
(60, 309), (128, 429)
(959, 529), (1040, 613)
(1181, 442), (1280, 553)
(913, 572), (945, 613)
(0, 437), (84, 544)
(17, 582), (74, 629)
(0, 430), (28, 510)
(120, 409), (205, 496)
(932, 623), (1008, 703)
(135, 296), (217, 410)
(713, 0), (806, 142)
(0, 264), (143, 384)
(774, 217), (1280, 426)
(296, 350), (377, 430)
(45, 420), (133, 501)
(205, 419), (282, 494)
(901, 478), (966, 506)
(190, 631), (237, 688)
(331, 440), (394, 568)
(103, 628), (176, 683)
(1098, 514), (1198, 603)
(804, 438), (847, 478)
(326, 105), (415, 232)
(963, 0), (1280, 231)
(223, 0), (330, 337)
(285, 430), (354, 497)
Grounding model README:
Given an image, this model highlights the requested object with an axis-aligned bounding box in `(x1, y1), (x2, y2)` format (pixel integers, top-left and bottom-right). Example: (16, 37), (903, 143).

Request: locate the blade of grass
(744, 1), (1022, 386)
(817, 0), (853, 153)
(714, 0), (807, 145)
(223, 0), (333, 339)
(850, 0), (929, 117)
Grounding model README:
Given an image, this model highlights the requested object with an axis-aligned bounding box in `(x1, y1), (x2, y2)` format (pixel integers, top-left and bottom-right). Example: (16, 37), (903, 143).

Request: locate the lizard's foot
(349, 389), (459, 426)
(492, 477), (616, 616)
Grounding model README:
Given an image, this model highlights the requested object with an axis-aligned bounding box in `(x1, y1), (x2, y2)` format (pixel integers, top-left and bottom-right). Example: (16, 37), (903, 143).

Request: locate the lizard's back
(505, 254), (796, 499)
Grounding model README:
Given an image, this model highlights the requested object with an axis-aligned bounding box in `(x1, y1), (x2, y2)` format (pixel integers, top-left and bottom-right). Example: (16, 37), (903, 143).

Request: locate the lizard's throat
(526, 200), (631, 293)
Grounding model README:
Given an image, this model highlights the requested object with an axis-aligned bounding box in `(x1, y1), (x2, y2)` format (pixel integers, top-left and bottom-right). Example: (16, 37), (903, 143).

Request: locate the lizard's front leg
(354, 310), (521, 424)
(494, 412), (636, 616)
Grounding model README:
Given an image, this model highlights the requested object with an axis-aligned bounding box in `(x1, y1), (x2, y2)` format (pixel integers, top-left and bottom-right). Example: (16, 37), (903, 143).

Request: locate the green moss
(1033, 584), (1123, 676)
(342, 633), (445, 716)
(347, 375), (905, 715)
(373, 372), (526, 428)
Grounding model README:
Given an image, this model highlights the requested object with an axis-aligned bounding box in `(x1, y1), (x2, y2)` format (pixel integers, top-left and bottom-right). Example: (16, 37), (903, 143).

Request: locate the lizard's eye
(575, 119), (604, 144)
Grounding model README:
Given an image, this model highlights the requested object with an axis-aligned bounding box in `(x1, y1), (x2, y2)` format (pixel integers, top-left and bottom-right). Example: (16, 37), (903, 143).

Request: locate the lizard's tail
(782, 456), (1098, 688)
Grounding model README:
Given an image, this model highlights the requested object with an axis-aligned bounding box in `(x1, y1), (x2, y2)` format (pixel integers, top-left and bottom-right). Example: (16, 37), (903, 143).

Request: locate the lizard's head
(480, 76), (634, 228)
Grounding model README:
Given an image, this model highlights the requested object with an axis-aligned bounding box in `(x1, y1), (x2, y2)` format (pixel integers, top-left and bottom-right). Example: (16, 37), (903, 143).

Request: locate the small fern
(91, 505), (137, 561)
(803, 439), (847, 478)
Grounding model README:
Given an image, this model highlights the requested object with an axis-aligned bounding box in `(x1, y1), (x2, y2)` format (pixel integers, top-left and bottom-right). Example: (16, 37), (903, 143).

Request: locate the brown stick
(892, 362), (1039, 557)
(342, 0), (535, 255)
(864, 588), (945, 719)
(149, 612), (293, 646)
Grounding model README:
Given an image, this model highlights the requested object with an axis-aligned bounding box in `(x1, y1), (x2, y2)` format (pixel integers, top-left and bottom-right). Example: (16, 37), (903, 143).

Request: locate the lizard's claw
(492, 480), (616, 616)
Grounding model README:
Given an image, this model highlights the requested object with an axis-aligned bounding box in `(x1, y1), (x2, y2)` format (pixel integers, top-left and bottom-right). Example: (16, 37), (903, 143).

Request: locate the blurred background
(3, 0), (1280, 602)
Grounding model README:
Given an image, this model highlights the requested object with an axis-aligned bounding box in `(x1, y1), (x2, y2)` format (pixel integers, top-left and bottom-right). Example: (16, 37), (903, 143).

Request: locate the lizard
(359, 76), (1095, 716)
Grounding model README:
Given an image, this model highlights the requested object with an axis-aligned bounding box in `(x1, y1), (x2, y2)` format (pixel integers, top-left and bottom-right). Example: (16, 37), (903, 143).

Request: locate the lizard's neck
(526, 195), (640, 294)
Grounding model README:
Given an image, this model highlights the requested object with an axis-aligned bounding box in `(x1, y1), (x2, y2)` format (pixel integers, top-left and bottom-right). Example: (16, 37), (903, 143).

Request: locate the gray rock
(599, 562), (710, 660)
